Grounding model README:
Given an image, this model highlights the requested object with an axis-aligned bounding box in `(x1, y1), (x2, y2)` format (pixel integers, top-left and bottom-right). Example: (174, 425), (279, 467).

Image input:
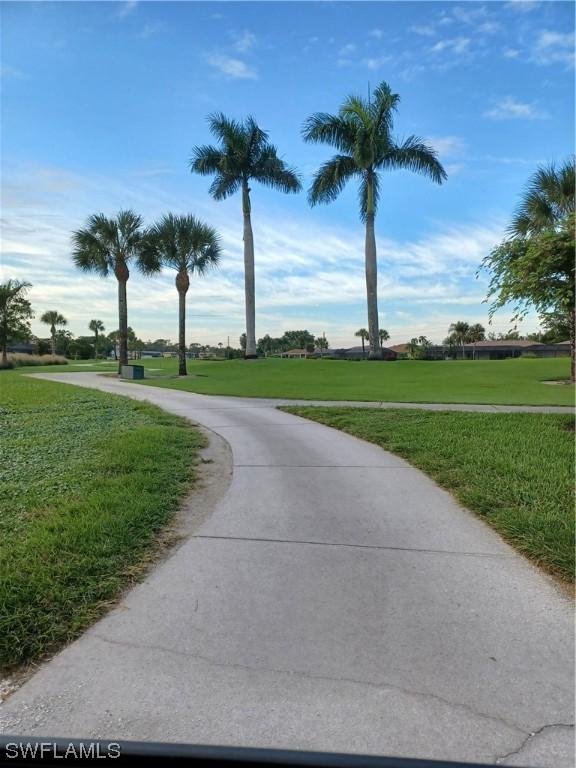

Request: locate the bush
(0, 360), (15, 370)
(5, 354), (68, 368)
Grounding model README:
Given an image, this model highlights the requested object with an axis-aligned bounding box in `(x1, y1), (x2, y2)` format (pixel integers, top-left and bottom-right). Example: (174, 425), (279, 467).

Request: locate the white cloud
(411, 25), (435, 37)
(116, 1), (138, 20)
(234, 31), (256, 53)
(503, 48), (521, 59)
(207, 55), (257, 80)
(532, 30), (575, 67)
(484, 96), (547, 120)
(431, 37), (471, 55)
(0, 64), (26, 79)
(365, 56), (392, 70)
(504, 1), (540, 12)
(338, 43), (356, 56)
(369, 29), (383, 39)
(426, 136), (466, 159)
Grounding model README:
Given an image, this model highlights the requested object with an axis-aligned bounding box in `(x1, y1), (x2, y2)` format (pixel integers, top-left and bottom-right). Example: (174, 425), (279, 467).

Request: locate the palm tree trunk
(365, 175), (381, 360)
(50, 325), (56, 356)
(242, 182), (257, 359)
(1, 334), (7, 365)
(176, 269), (190, 377)
(94, 332), (98, 360)
(361, 336), (365, 358)
(115, 262), (129, 373)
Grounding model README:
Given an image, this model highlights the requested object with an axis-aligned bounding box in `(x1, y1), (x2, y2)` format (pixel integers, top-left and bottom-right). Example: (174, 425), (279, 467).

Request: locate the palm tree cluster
(72, 80), (444, 374)
(72, 211), (221, 375)
(444, 321), (486, 358)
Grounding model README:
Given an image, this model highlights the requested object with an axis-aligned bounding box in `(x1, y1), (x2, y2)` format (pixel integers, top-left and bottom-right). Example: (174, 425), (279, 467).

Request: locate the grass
(282, 406), (575, 582)
(0, 372), (206, 671)
(98, 356), (576, 406)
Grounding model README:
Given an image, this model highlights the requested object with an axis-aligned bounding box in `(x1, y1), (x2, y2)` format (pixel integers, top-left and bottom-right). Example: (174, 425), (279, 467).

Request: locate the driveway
(1, 373), (573, 766)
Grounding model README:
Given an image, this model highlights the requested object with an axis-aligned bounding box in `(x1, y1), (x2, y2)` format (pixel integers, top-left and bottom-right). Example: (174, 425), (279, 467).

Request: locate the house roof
(389, 344), (410, 353)
(283, 348), (308, 354)
(464, 340), (542, 348)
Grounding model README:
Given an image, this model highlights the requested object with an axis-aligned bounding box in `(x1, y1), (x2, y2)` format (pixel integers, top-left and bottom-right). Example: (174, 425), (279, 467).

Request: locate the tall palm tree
(355, 328), (369, 358)
(190, 114), (301, 358)
(41, 310), (67, 355)
(448, 321), (470, 360)
(72, 210), (145, 372)
(379, 328), (390, 345)
(88, 319), (105, 359)
(0, 280), (33, 364)
(510, 158), (575, 237)
(141, 214), (221, 376)
(303, 81), (446, 359)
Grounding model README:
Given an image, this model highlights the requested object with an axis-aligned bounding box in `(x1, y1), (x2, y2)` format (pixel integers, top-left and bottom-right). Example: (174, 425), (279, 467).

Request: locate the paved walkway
(1, 373), (573, 766)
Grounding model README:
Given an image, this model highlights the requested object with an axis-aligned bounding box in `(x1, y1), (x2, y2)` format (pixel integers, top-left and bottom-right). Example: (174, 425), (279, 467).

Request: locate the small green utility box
(121, 364), (144, 380)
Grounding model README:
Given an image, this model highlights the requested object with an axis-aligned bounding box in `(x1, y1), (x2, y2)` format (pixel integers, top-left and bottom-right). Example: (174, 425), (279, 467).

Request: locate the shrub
(6, 354), (68, 368)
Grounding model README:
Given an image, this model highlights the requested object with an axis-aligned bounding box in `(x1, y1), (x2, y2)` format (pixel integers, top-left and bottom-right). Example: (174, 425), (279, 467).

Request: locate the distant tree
(408, 336), (432, 359)
(539, 312), (572, 344)
(0, 280), (33, 365)
(88, 319), (105, 359)
(68, 336), (94, 360)
(239, 333), (247, 352)
(467, 323), (486, 342)
(378, 328), (390, 345)
(72, 210), (147, 371)
(316, 335), (329, 353)
(303, 81), (446, 359)
(107, 330), (120, 360)
(448, 321), (470, 359)
(41, 310), (67, 355)
(281, 330), (316, 350)
(190, 114), (301, 358)
(481, 159), (575, 380)
(141, 214), (221, 376)
(354, 328), (369, 358)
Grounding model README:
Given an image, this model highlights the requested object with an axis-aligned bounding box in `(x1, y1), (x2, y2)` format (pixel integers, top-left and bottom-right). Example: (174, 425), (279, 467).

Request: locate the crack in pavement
(494, 722), (575, 764)
(193, 534), (512, 559)
(88, 633), (526, 737)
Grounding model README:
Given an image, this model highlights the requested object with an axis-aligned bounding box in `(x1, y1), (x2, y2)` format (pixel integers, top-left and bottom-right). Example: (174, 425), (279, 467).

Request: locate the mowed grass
(283, 406), (575, 581)
(0, 372), (205, 670)
(118, 356), (574, 406)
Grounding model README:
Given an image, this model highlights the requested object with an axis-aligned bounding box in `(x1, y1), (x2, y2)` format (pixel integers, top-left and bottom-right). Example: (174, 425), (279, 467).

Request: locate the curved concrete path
(1, 373), (573, 767)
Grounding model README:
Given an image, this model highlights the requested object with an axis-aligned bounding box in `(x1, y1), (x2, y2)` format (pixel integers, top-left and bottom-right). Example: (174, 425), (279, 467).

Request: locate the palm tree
(448, 321), (470, 360)
(510, 158), (575, 237)
(303, 81), (446, 359)
(0, 280), (33, 364)
(88, 319), (105, 359)
(141, 214), (221, 376)
(355, 328), (369, 358)
(190, 114), (301, 358)
(72, 210), (145, 372)
(41, 310), (67, 355)
(379, 328), (390, 345)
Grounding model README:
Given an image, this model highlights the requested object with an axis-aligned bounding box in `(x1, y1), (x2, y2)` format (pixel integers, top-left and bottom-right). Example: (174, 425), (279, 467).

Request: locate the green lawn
(0, 372), (205, 670)
(282, 406), (575, 582)
(107, 356), (576, 405)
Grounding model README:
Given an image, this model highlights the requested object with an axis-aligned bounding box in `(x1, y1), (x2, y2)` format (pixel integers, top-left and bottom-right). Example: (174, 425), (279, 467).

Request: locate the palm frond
(209, 173), (242, 200)
(308, 154), (358, 206)
(341, 95), (372, 130)
(509, 157), (575, 237)
(371, 81), (400, 135)
(252, 146), (302, 193)
(189, 145), (225, 176)
(302, 113), (356, 153)
(380, 136), (447, 184)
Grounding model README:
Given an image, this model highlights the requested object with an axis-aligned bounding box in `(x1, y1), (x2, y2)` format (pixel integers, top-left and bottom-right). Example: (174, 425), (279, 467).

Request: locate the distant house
(141, 350), (164, 358)
(462, 340), (570, 360)
(392, 340), (571, 361)
(323, 346), (397, 360)
(281, 348), (308, 359)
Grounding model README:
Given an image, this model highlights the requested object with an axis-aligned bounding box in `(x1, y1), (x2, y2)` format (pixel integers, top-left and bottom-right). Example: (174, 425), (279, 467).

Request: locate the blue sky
(2, 0), (574, 347)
